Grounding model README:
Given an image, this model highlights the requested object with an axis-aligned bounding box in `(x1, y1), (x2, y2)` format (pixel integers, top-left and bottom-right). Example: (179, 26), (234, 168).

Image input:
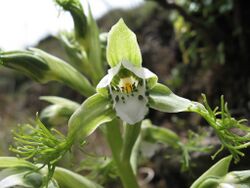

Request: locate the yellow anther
(119, 77), (136, 94)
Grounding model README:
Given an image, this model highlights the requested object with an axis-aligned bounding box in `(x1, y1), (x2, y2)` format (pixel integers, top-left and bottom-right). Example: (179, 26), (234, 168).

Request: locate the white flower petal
(96, 63), (121, 89)
(107, 62), (121, 76)
(96, 74), (112, 89)
(122, 61), (157, 80)
(111, 84), (148, 124)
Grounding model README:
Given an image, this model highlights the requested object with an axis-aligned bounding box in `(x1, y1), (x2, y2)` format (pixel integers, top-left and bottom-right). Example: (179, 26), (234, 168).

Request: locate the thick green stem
(106, 120), (139, 188)
(121, 123), (141, 163)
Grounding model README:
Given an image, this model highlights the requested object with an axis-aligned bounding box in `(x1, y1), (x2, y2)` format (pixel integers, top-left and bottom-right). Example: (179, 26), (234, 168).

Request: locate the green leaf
(141, 120), (180, 148)
(76, 156), (117, 184)
(0, 48), (95, 97)
(85, 4), (104, 83)
(53, 167), (103, 188)
(67, 94), (115, 144)
(0, 157), (36, 170)
(40, 96), (80, 127)
(55, 0), (87, 38)
(107, 19), (142, 67)
(58, 32), (90, 75)
(148, 83), (194, 113)
(190, 155), (232, 188)
(58, 4), (104, 84)
(40, 96), (81, 107)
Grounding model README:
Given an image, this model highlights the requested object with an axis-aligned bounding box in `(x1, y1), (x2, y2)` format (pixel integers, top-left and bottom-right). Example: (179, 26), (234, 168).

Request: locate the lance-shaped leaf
(141, 120), (180, 148)
(55, 0), (87, 38)
(107, 19), (142, 67)
(53, 167), (103, 188)
(0, 48), (95, 97)
(191, 155), (232, 188)
(85, 4), (104, 82)
(148, 83), (195, 113)
(40, 96), (80, 127)
(58, 33), (91, 76)
(67, 94), (116, 144)
(0, 157), (36, 170)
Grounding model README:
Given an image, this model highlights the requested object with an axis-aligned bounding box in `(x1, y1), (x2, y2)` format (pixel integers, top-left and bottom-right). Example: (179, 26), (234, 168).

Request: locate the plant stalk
(106, 119), (140, 188)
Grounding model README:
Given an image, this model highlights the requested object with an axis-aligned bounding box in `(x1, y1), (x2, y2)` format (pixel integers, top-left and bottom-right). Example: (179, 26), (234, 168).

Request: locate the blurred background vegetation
(0, 0), (249, 187)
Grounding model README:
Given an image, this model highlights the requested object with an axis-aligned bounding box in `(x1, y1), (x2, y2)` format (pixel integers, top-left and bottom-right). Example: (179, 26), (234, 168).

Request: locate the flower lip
(109, 77), (148, 124)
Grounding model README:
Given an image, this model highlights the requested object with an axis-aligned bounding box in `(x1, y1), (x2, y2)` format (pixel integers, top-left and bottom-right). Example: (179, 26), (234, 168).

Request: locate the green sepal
(190, 155), (232, 188)
(107, 19), (142, 68)
(67, 94), (116, 144)
(148, 83), (195, 113)
(0, 48), (95, 97)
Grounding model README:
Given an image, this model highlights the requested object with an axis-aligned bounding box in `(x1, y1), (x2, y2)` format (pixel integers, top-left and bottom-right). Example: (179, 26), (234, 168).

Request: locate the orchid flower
(95, 19), (193, 125)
